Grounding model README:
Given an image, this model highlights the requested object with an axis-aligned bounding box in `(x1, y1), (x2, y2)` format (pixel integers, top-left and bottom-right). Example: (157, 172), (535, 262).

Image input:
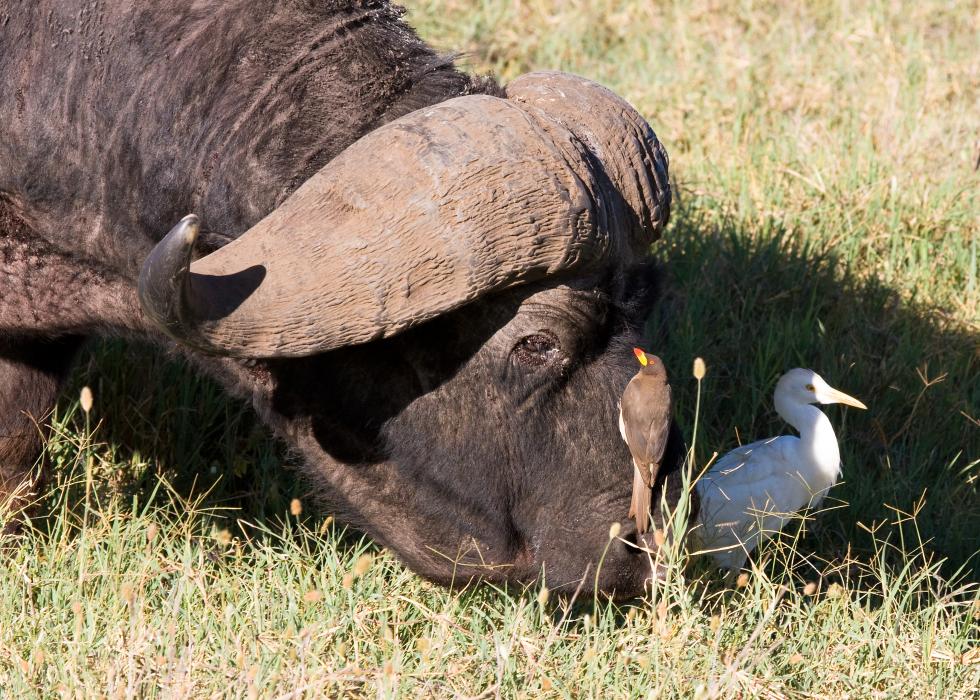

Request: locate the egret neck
(774, 395), (841, 482)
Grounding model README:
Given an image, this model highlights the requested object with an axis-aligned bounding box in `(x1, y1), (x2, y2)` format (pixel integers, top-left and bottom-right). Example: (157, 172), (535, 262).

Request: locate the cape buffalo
(0, 0), (679, 597)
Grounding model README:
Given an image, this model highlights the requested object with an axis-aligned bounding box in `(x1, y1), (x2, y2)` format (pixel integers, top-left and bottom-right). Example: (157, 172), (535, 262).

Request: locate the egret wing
(703, 436), (835, 512)
(694, 436), (830, 570)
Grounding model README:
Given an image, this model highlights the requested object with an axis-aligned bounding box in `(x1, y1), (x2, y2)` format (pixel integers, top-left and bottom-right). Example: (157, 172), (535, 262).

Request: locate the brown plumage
(618, 348), (673, 534)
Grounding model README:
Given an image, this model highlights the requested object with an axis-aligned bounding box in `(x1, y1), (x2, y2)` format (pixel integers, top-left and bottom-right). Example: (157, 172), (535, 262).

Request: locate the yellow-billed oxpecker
(618, 348), (673, 534)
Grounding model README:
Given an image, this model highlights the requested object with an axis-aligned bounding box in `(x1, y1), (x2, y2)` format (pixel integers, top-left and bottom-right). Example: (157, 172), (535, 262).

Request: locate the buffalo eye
(510, 332), (561, 368)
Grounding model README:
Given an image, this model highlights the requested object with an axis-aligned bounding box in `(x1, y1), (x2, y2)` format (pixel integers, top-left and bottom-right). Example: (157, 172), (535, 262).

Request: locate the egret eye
(805, 383), (815, 392)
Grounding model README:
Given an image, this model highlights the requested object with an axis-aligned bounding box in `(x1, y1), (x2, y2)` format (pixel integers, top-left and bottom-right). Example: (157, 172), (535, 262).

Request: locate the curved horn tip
(175, 214), (200, 245)
(138, 214), (204, 340)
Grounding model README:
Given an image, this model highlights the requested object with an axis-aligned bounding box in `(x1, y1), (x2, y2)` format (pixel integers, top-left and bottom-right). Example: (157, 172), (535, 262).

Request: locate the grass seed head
(303, 589), (322, 604)
(693, 357), (706, 380)
(709, 614), (722, 633)
(352, 553), (373, 578)
(803, 582), (818, 596)
(537, 586), (550, 607)
(736, 573), (750, 588)
(318, 515), (334, 535)
(79, 386), (93, 414)
(608, 521), (621, 539)
(290, 498), (302, 516)
(826, 583), (844, 599)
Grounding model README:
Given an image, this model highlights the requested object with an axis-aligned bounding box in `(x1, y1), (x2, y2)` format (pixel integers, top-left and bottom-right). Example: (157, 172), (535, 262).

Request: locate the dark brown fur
(0, 1), (681, 596)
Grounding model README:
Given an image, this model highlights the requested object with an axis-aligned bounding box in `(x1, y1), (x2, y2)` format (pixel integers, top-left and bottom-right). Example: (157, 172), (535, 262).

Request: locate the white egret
(693, 368), (866, 573)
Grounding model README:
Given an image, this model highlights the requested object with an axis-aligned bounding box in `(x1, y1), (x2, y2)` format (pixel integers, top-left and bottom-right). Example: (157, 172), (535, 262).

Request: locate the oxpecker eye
(633, 347), (648, 366)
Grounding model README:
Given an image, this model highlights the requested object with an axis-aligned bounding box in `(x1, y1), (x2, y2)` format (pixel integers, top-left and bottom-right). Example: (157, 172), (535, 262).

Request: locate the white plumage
(693, 368), (866, 573)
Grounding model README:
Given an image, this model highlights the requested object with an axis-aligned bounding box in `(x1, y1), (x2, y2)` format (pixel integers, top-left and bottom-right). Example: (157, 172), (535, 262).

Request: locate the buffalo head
(138, 72), (679, 598)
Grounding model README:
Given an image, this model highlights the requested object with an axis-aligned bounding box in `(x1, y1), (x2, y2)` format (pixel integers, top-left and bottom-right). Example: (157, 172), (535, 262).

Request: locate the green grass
(2, 0), (978, 696)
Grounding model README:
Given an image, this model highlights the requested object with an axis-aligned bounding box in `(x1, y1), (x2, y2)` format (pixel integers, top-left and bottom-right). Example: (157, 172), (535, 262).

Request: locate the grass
(2, 0), (978, 696)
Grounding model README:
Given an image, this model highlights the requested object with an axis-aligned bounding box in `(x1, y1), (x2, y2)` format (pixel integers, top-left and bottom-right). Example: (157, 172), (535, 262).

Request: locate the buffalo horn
(138, 72), (671, 357)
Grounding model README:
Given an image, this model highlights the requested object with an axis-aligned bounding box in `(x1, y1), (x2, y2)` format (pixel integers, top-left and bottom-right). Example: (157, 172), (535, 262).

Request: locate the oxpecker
(619, 348), (673, 534)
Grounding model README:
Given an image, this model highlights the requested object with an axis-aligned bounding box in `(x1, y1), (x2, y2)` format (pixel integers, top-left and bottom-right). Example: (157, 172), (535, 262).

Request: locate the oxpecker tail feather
(631, 465), (651, 534)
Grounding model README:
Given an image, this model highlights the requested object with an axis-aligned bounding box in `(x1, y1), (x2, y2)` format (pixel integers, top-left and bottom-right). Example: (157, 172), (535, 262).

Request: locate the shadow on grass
(43, 198), (978, 585)
(648, 202), (979, 583)
(48, 339), (301, 533)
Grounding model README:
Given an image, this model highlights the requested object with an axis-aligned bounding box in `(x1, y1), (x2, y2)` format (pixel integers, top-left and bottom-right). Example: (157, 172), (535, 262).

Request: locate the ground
(1, 0), (977, 696)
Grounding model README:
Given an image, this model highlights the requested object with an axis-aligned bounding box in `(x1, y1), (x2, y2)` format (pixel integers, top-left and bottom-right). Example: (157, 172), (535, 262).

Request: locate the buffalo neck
(0, 1), (492, 278)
